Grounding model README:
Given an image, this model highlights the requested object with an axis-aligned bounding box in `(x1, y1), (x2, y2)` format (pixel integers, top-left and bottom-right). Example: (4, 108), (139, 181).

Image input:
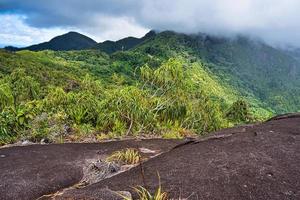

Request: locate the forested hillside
(92, 30), (156, 54)
(0, 30), (299, 145)
(0, 48), (256, 145)
(134, 31), (300, 113)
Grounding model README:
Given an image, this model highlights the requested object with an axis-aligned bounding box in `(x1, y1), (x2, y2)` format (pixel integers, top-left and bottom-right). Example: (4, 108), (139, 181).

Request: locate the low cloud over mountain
(1, 0), (300, 47)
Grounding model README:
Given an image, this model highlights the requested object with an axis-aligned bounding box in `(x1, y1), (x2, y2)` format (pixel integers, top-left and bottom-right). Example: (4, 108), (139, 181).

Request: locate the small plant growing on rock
(124, 185), (168, 200)
(119, 173), (168, 200)
(106, 148), (141, 165)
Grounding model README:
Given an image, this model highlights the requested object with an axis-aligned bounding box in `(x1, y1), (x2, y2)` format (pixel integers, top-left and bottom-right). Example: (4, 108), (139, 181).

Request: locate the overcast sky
(1, 0), (300, 47)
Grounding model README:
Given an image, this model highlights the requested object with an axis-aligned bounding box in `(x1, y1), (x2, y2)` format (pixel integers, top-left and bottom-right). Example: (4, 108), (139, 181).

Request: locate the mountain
(285, 48), (300, 62)
(4, 32), (97, 51)
(4, 31), (156, 53)
(1, 30), (300, 145)
(2, 30), (299, 115)
(92, 30), (156, 54)
(133, 31), (300, 113)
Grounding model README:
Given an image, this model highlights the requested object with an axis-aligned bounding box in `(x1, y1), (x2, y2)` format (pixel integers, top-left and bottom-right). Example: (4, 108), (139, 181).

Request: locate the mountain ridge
(4, 30), (157, 53)
(132, 30), (300, 113)
(5, 31), (97, 51)
(2, 30), (300, 114)
(1, 30), (300, 146)
(92, 30), (156, 54)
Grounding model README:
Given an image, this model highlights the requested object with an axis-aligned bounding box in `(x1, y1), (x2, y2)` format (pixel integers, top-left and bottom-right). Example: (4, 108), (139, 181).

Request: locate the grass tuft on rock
(106, 148), (141, 165)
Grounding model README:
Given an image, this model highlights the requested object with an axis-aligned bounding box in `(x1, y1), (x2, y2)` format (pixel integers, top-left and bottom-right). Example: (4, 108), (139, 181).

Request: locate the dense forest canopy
(0, 31), (299, 145)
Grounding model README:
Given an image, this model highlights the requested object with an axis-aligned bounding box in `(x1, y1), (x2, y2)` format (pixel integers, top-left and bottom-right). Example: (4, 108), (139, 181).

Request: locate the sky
(1, 0), (300, 47)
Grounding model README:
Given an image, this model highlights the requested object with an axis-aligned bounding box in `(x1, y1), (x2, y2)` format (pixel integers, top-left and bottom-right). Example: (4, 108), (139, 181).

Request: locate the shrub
(27, 111), (69, 142)
(226, 100), (253, 123)
(0, 83), (13, 111)
(0, 51), (254, 145)
(97, 86), (155, 136)
(45, 87), (69, 108)
(9, 68), (41, 104)
(72, 123), (95, 139)
(0, 115), (16, 145)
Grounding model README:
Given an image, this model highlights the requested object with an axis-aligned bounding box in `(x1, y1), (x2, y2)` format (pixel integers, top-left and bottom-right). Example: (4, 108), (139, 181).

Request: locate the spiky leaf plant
(106, 148), (141, 165)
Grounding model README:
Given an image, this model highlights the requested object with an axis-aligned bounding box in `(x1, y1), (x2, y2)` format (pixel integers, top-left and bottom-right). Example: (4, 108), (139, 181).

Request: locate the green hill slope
(1, 30), (299, 145)
(134, 31), (300, 113)
(0, 48), (258, 145)
(93, 31), (156, 54)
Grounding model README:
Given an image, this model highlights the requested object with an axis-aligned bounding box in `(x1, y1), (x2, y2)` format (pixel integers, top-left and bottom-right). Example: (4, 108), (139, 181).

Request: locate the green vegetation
(226, 100), (253, 123)
(120, 185), (168, 200)
(135, 31), (300, 114)
(0, 49), (240, 145)
(107, 148), (141, 165)
(119, 173), (168, 200)
(93, 30), (156, 54)
(1, 30), (299, 145)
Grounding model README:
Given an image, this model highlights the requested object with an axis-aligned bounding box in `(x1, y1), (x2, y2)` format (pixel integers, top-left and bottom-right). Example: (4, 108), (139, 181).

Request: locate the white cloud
(0, 14), (68, 47)
(2, 0), (300, 47)
(0, 14), (149, 47)
(80, 14), (149, 42)
(137, 0), (300, 46)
